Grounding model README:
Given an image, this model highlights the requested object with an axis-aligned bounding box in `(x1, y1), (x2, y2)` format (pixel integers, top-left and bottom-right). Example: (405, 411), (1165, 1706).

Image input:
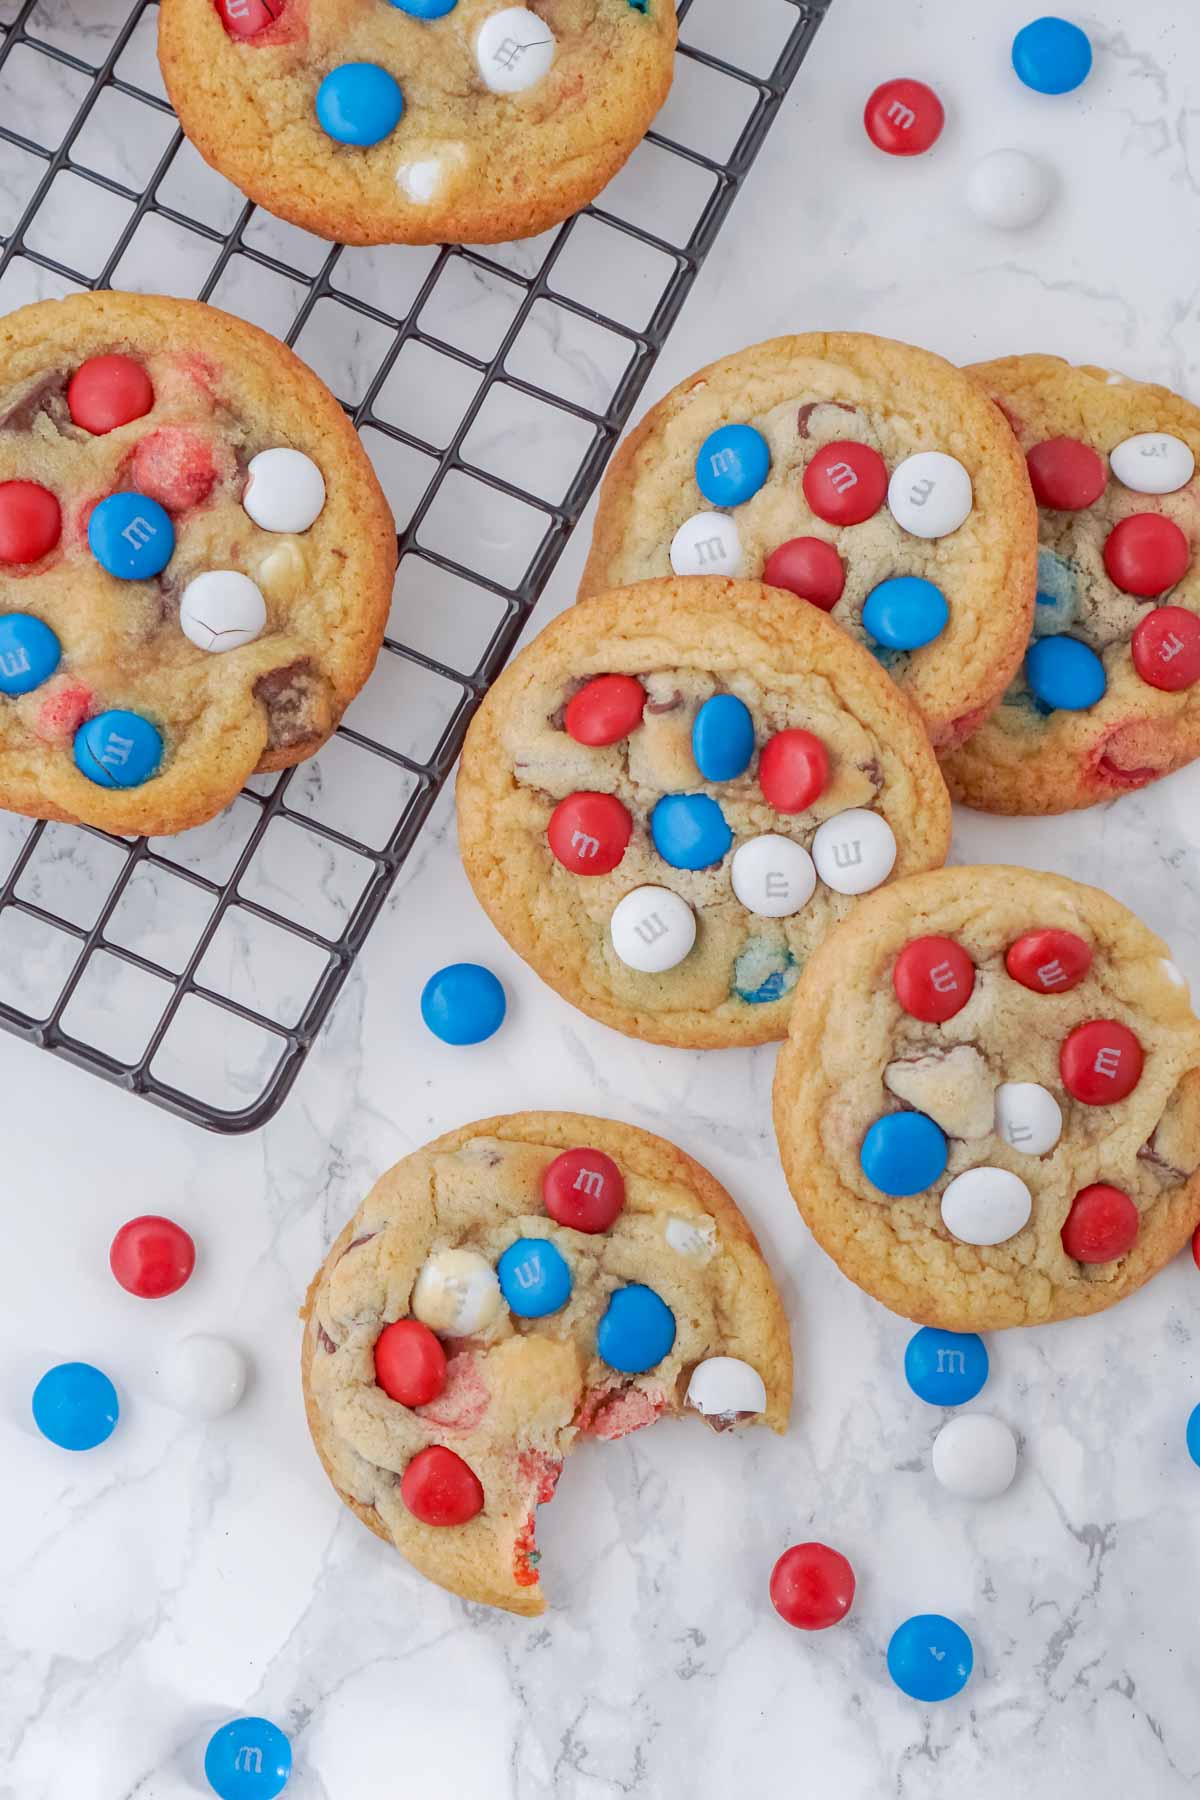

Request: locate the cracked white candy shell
(686, 1356), (767, 1418)
(243, 447), (326, 533)
(179, 570), (267, 653)
(412, 1248), (503, 1336)
(475, 8), (556, 95)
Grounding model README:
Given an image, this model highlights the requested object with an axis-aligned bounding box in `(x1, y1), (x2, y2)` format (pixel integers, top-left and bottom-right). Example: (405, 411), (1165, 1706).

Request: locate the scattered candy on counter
(770, 1542), (856, 1630)
(204, 1717), (292, 1799)
(887, 1613), (974, 1701)
(931, 1414), (1018, 1500)
(32, 1360), (119, 1451)
(966, 148), (1054, 229)
(161, 1333), (248, 1418)
(686, 1356), (768, 1421)
(109, 1213), (196, 1298)
(904, 1327), (989, 1406)
(863, 78), (944, 156)
(420, 961), (507, 1044)
(497, 1236), (573, 1318)
(1011, 15), (1093, 94)
(597, 1283), (676, 1374)
(315, 62), (405, 146)
(1188, 1404), (1200, 1469)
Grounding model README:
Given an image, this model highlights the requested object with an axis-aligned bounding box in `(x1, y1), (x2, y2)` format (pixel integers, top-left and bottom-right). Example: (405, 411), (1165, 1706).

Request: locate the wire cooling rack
(0, 0), (832, 1131)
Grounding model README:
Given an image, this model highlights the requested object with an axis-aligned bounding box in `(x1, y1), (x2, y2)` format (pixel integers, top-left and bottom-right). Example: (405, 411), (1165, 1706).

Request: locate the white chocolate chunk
(411, 1248), (503, 1336)
(665, 1214), (717, 1263)
(884, 1045), (995, 1140)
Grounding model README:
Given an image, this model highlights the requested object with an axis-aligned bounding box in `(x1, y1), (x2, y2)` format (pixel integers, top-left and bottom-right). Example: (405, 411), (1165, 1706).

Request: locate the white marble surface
(3, 0), (1200, 1795)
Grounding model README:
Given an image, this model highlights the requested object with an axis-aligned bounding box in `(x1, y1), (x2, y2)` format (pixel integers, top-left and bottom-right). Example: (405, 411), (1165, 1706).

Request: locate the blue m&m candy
(204, 1717), (292, 1800)
(651, 793), (732, 870)
(597, 1283), (676, 1373)
(692, 693), (754, 782)
(904, 1327), (989, 1406)
(389, 0), (456, 12)
(420, 962), (506, 1045)
(316, 63), (404, 146)
(1012, 17), (1092, 94)
(695, 424), (771, 508)
(498, 1237), (572, 1318)
(32, 1361), (118, 1451)
(861, 1111), (947, 1197)
(0, 612), (60, 694)
(887, 1614), (974, 1702)
(1026, 634), (1106, 710)
(74, 710), (163, 788)
(1187, 1404), (1200, 1467)
(87, 492), (174, 580)
(862, 576), (949, 651)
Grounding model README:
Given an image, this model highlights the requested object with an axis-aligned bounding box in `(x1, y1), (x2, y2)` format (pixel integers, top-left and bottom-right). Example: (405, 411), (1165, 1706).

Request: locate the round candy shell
(243, 447), (327, 533)
(475, 8), (556, 94)
(179, 571), (267, 653)
(940, 1167), (1032, 1246)
(887, 452), (972, 539)
(731, 834), (816, 918)
(609, 886), (696, 973)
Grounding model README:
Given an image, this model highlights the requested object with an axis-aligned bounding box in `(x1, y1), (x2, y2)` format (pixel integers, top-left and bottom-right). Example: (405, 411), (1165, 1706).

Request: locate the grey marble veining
(2, 0), (1200, 1795)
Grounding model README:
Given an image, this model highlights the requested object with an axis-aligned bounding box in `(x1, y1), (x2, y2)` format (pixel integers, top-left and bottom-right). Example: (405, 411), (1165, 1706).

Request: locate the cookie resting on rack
(158, 0), (677, 247)
(577, 331), (1038, 748)
(300, 1112), (791, 1616)
(772, 866), (1200, 1330)
(455, 576), (952, 1049)
(0, 291), (394, 837)
(942, 354), (1200, 812)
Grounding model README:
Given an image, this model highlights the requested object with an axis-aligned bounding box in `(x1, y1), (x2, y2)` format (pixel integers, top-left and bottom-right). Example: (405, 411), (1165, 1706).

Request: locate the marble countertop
(4, 0), (1200, 1795)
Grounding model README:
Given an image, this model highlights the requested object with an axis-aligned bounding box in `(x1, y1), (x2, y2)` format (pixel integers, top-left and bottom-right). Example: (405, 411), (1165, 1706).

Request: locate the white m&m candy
(179, 571), (267, 653)
(811, 809), (896, 895)
(887, 452), (973, 539)
(1109, 433), (1196, 496)
(966, 148), (1054, 230)
(731, 834), (816, 917)
(412, 1248), (503, 1336)
(670, 511), (743, 578)
(940, 1167), (1032, 1246)
(610, 886), (696, 973)
(931, 1414), (1018, 1501)
(475, 8), (556, 95)
(686, 1356), (767, 1420)
(161, 1333), (247, 1418)
(243, 447), (326, 534)
(994, 1081), (1062, 1155)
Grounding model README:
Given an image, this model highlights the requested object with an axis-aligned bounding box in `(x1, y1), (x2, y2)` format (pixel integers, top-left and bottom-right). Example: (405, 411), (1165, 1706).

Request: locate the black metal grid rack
(0, 0), (831, 1131)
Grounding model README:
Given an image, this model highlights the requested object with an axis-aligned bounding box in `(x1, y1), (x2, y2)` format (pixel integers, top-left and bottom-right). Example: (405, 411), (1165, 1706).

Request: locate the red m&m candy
(758, 728), (829, 813)
(762, 537), (845, 610)
(216, 0), (285, 36)
(543, 1147), (625, 1233)
(1192, 1220), (1200, 1271)
(0, 480), (61, 565)
(67, 354), (154, 436)
(109, 1214), (195, 1298)
(374, 1319), (447, 1407)
(1132, 605), (1200, 692)
(565, 674), (645, 746)
(132, 427), (217, 513)
(1026, 437), (1107, 511)
(1103, 513), (1190, 597)
(400, 1444), (484, 1526)
(802, 441), (888, 527)
(1060, 1020), (1144, 1105)
(1005, 928), (1092, 995)
(770, 1542), (856, 1630)
(893, 936), (975, 1022)
(863, 79), (944, 156)
(1061, 1184), (1140, 1263)
(547, 791), (631, 875)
